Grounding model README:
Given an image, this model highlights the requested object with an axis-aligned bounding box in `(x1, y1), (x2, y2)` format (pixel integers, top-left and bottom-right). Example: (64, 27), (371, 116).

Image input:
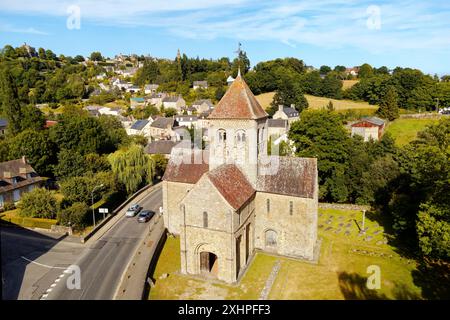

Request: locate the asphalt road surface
(1, 186), (162, 300)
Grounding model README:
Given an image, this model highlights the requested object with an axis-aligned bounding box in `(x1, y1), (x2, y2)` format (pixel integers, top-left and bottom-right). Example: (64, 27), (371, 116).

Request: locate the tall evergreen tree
(376, 86), (399, 121)
(0, 66), (23, 135)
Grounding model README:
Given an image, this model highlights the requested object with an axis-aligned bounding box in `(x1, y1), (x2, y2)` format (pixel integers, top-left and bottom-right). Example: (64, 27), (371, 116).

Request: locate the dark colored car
(137, 210), (155, 223)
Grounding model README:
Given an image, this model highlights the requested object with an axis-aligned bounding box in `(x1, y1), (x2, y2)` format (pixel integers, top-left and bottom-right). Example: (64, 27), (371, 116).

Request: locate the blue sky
(1, 0), (450, 75)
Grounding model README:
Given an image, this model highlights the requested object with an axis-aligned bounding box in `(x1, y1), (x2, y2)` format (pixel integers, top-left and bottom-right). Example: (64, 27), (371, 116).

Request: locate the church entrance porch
(200, 251), (218, 278)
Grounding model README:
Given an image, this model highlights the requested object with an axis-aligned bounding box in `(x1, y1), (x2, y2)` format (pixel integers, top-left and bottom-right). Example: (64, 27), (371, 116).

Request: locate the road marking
(21, 256), (67, 269)
(59, 274), (65, 278)
(41, 294), (48, 299)
(46, 288), (52, 293)
(55, 278), (60, 282)
(51, 283), (57, 288)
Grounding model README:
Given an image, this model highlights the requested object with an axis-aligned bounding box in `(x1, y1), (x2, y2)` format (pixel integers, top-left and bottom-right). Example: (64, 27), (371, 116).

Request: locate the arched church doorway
(200, 251), (218, 277)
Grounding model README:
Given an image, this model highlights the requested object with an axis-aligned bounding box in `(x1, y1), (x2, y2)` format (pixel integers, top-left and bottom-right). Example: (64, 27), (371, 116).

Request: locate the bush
(1, 202), (16, 212)
(58, 202), (89, 230)
(18, 188), (58, 219)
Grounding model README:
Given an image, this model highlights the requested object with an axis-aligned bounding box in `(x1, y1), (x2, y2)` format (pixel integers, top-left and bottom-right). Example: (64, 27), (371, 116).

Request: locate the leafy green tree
(288, 110), (349, 201)
(89, 51), (103, 62)
(319, 65), (332, 75)
(8, 129), (57, 177)
(320, 72), (343, 99)
(164, 107), (178, 117)
(231, 49), (250, 77)
(18, 188), (57, 219)
(359, 63), (374, 78)
(151, 154), (168, 180)
(108, 144), (155, 194)
(376, 86), (399, 120)
(53, 149), (87, 179)
(58, 202), (89, 230)
(271, 77), (308, 112)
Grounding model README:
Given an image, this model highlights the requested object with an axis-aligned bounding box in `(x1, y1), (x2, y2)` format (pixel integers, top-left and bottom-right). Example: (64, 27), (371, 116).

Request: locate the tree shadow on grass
(411, 259), (450, 300)
(338, 272), (421, 300)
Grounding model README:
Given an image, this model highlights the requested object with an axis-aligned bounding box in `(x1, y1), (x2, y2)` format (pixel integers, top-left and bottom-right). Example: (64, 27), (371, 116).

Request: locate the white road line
(46, 288), (52, 293)
(41, 294), (48, 299)
(51, 283), (57, 288)
(21, 256), (67, 269)
(59, 274), (65, 278)
(55, 278), (60, 282)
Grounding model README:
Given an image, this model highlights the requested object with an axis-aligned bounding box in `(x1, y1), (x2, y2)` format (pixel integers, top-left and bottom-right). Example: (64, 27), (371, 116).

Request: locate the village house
(162, 95), (186, 113)
(111, 78), (132, 91)
(345, 66), (360, 77)
(193, 81), (208, 90)
(147, 92), (167, 108)
(126, 119), (153, 137)
(174, 115), (198, 129)
(196, 110), (213, 129)
(0, 157), (46, 208)
(227, 75), (235, 86)
(272, 105), (300, 124)
(162, 73), (318, 284)
(130, 97), (146, 109)
(0, 118), (8, 136)
(192, 99), (214, 114)
(149, 117), (179, 141)
(267, 118), (289, 139)
(98, 106), (123, 117)
(351, 117), (386, 141)
(144, 140), (178, 159)
(145, 84), (159, 94)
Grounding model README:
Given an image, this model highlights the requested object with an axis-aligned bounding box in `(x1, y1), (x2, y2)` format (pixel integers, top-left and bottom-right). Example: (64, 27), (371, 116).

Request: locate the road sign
(99, 208), (109, 213)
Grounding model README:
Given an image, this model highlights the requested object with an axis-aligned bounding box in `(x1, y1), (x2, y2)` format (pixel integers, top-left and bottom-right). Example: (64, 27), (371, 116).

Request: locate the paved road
(1, 228), (83, 300)
(46, 187), (162, 300)
(1, 186), (162, 300)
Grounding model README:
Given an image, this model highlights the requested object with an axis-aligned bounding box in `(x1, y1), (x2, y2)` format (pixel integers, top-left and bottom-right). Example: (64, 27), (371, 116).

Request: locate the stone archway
(200, 251), (219, 277)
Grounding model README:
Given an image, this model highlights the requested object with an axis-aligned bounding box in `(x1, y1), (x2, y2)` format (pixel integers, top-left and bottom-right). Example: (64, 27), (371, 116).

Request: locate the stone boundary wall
(399, 113), (442, 119)
(318, 202), (371, 211)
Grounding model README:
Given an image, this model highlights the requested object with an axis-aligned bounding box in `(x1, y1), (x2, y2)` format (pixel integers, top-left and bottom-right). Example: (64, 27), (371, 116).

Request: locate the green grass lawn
(148, 208), (430, 300)
(386, 118), (439, 146)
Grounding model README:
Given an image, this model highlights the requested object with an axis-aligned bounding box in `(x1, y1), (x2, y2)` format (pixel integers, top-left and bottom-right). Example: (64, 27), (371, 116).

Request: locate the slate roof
(0, 158), (45, 193)
(144, 140), (178, 155)
(0, 118), (8, 127)
(208, 75), (268, 120)
(130, 119), (149, 130)
(207, 164), (255, 210)
(257, 156), (317, 199)
(282, 107), (299, 118)
(150, 117), (176, 129)
(268, 119), (288, 128)
(193, 99), (214, 107)
(163, 96), (182, 103)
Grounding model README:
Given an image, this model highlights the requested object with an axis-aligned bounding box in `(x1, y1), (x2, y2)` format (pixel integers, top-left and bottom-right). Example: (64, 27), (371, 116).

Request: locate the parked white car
(125, 204), (142, 217)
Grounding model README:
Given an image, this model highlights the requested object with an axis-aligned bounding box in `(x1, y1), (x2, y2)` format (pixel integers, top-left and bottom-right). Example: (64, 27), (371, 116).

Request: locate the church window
(289, 201), (293, 215)
(266, 199), (270, 213)
(218, 129), (226, 143)
(203, 211), (208, 228)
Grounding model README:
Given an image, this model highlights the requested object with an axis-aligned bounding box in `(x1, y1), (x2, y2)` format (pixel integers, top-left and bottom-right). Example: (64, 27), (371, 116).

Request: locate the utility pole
(91, 184), (104, 228)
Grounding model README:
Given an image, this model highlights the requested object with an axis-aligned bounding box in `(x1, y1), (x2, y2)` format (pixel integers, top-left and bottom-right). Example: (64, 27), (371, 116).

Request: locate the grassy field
(148, 207), (427, 300)
(342, 80), (359, 90)
(254, 91), (378, 112)
(386, 118), (439, 146)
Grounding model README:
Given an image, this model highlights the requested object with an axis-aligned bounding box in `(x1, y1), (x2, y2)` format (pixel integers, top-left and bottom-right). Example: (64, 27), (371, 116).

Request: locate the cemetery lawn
(149, 208), (425, 300)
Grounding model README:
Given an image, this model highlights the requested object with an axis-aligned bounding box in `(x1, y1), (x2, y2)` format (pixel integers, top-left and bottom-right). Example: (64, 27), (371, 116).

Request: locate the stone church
(162, 73), (318, 284)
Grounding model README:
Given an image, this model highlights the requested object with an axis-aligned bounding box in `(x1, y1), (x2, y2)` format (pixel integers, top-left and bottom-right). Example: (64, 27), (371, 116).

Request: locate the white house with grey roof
(162, 95), (186, 113)
(126, 119), (153, 137)
(273, 105), (300, 124)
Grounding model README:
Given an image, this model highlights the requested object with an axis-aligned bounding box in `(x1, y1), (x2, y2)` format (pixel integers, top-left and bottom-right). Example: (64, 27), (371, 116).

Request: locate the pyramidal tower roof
(208, 73), (268, 120)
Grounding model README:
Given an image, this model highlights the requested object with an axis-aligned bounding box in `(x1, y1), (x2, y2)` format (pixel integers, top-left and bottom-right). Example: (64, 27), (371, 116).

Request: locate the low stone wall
(399, 113), (442, 119)
(319, 202), (371, 211)
(51, 225), (73, 235)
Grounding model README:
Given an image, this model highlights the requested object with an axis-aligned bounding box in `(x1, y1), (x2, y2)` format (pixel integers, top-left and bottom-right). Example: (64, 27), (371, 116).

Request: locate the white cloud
(0, 0), (449, 52)
(0, 24), (49, 35)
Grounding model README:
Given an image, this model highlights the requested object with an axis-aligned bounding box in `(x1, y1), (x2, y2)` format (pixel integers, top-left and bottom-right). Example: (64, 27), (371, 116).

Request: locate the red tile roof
(162, 150), (209, 184)
(207, 164), (255, 210)
(208, 75), (268, 120)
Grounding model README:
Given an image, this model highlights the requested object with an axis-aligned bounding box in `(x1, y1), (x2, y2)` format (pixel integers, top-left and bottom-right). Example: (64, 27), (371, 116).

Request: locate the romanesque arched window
(218, 129), (226, 143)
(236, 130), (246, 145)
